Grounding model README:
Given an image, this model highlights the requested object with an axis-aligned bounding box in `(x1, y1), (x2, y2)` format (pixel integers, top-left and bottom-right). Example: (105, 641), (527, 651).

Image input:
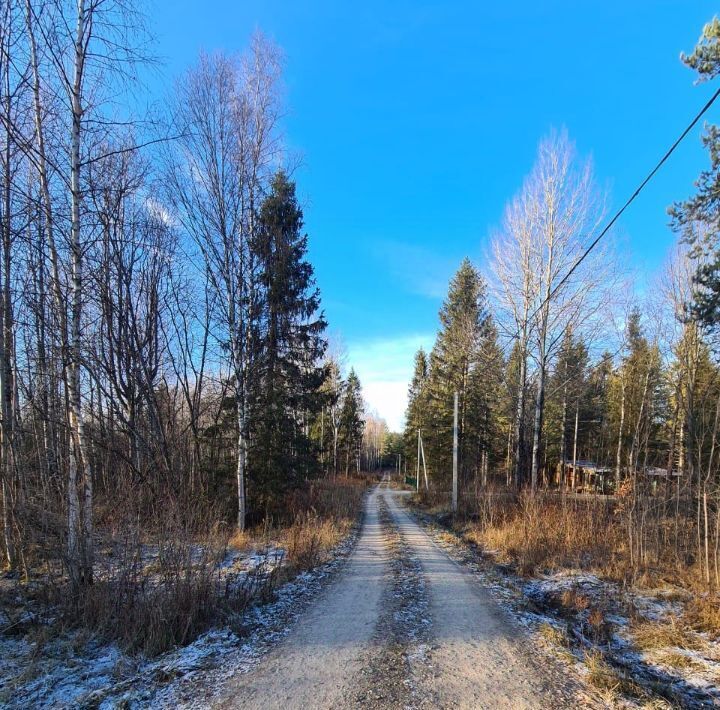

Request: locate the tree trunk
(530, 361), (546, 492)
(559, 376), (568, 487)
(236, 421), (247, 531)
(615, 374), (626, 485)
(68, 0), (94, 586)
(572, 399), (579, 490)
(0, 51), (14, 570)
(513, 336), (527, 487)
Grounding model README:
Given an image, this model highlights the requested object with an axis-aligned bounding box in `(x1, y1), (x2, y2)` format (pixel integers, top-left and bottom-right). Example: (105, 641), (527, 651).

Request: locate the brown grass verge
(4, 476), (369, 657)
(684, 596), (720, 638)
(412, 485), (720, 638)
(584, 650), (645, 701)
(631, 618), (706, 652)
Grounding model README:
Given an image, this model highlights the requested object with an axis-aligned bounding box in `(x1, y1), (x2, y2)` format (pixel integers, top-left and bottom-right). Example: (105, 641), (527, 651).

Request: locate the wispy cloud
(371, 240), (461, 299)
(347, 333), (434, 432)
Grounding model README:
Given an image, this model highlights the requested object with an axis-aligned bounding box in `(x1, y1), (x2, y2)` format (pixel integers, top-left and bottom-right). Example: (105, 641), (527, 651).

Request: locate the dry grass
(412, 487), (719, 706)
(538, 621), (569, 647)
(413, 487), (720, 640)
(537, 622), (578, 666)
(684, 595), (720, 638)
(282, 515), (351, 571)
(435, 529), (460, 547)
(584, 650), (644, 699)
(658, 650), (706, 672)
(413, 488), (622, 578)
(73, 516), (233, 656)
(561, 587), (591, 612)
(228, 528), (255, 551)
(280, 477), (365, 570)
(631, 618), (706, 652)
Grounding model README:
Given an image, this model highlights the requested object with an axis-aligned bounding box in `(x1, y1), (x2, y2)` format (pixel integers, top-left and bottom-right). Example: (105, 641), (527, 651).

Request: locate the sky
(146, 0), (719, 431)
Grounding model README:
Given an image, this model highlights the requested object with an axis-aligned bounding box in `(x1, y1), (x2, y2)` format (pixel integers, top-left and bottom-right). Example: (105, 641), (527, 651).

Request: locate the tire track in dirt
(215, 486), (389, 709)
(350, 491), (431, 708)
(215, 483), (598, 709)
(383, 488), (602, 709)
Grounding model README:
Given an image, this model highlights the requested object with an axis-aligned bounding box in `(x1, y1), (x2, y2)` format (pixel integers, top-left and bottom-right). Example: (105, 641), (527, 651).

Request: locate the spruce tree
(586, 353), (613, 472)
(670, 19), (720, 327)
(423, 259), (490, 487)
(340, 369), (364, 476)
(403, 348), (429, 476)
(545, 331), (589, 481)
(609, 310), (664, 483)
(465, 320), (505, 487)
(249, 171), (327, 512)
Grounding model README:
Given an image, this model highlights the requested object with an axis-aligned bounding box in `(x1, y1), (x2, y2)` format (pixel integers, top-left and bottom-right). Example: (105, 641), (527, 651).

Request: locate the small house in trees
(642, 467), (682, 494)
(559, 460), (613, 494)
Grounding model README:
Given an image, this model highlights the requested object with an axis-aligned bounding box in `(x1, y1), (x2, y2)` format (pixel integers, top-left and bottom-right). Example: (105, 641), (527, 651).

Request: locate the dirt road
(218, 484), (598, 709)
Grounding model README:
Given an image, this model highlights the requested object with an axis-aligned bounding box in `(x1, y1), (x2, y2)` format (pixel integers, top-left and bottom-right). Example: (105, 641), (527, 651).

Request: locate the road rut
(383, 488), (593, 709)
(216, 486), (388, 709)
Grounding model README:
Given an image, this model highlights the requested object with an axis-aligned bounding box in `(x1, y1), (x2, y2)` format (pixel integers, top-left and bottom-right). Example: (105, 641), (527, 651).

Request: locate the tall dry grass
(5, 476), (369, 657)
(279, 477), (366, 573)
(415, 484), (720, 632)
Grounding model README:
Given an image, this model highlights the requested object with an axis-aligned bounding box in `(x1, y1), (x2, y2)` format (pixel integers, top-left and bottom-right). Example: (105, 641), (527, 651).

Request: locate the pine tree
(249, 171), (327, 513)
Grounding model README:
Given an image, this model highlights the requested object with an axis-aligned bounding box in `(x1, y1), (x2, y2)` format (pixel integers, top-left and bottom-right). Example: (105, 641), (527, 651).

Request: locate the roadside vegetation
(402, 18), (720, 707)
(0, 4), (393, 702)
(410, 484), (720, 707)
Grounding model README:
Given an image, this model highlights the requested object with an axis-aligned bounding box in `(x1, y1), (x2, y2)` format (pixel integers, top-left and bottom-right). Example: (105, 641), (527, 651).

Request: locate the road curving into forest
(217, 483), (599, 709)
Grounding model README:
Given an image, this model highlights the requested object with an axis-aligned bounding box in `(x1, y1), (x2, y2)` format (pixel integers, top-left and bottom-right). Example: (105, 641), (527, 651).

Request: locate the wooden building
(558, 460), (613, 493)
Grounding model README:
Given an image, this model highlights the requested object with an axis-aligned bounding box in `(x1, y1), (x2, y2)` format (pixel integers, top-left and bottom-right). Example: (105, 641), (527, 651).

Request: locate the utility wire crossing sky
(148, 0), (720, 430)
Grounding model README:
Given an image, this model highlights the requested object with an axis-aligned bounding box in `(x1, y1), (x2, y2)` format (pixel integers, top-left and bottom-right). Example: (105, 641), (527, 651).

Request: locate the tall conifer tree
(404, 348), (429, 476)
(423, 259), (490, 486)
(340, 369), (364, 476)
(249, 171), (327, 510)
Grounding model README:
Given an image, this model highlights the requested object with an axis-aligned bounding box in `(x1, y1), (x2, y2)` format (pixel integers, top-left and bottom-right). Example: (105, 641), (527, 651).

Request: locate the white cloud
(347, 333), (434, 432)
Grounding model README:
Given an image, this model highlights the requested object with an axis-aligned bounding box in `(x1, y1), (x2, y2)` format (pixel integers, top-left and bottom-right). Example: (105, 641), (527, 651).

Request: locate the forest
(0, 0), (389, 658)
(3, 1), (720, 707)
(403, 24), (720, 592)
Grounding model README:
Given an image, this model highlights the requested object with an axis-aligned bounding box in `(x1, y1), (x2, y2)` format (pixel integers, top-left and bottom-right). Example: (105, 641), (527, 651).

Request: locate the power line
(529, 85), (720, 323)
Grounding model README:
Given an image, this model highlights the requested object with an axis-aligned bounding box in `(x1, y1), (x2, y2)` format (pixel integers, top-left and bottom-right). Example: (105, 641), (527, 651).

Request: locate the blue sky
(148, 0), (718, 430)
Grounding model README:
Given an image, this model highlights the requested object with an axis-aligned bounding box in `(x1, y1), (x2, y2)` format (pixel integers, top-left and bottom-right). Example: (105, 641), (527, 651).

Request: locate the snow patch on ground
(0, 530), (359, 709)
(414, 512), (720, 709)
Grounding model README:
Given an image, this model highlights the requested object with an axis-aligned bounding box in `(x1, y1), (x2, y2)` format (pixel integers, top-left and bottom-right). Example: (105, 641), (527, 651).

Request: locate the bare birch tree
(492, 130), (615, 490)
(163, 38), (282, 530)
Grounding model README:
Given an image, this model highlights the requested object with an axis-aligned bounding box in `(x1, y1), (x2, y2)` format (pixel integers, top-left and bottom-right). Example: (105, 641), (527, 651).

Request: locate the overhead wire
(528, 85), (720, 325)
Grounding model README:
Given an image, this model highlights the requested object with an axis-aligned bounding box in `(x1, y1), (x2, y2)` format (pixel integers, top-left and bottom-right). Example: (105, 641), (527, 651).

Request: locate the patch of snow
(0, 523), (360, 709)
